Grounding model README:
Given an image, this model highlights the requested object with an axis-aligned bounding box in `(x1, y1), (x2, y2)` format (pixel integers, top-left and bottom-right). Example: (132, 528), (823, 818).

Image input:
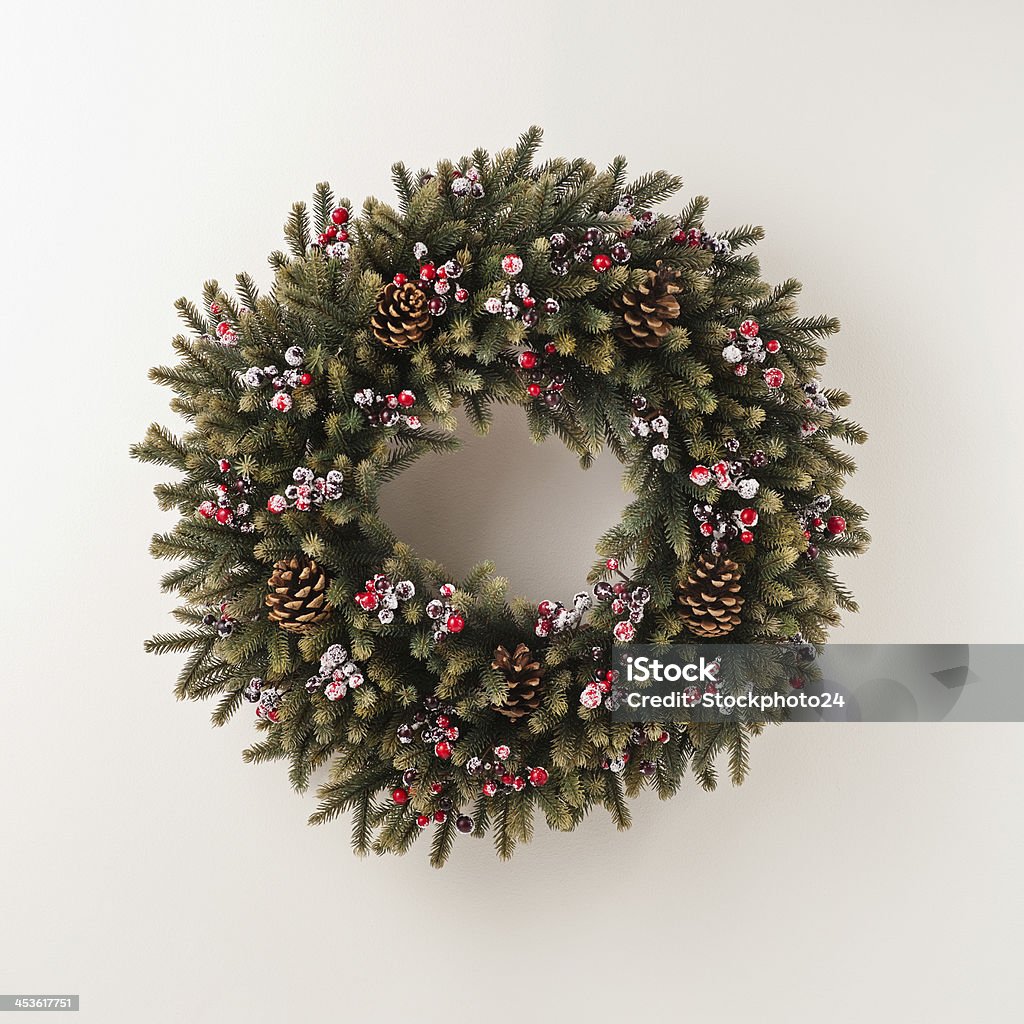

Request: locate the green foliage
(134, 129), (868, 866)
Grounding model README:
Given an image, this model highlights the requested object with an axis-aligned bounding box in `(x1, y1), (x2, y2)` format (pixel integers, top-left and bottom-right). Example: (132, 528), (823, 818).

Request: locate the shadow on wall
(377, 403), (630, 603)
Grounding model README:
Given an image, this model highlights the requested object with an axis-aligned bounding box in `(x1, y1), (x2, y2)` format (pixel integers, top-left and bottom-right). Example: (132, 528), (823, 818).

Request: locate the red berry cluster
(197, 457), (254, 532)
(547, 224), (634, 277)
(354, 575), (416, 625)
(721, 319), (784, 386)
(484, 258), (561, 336)
(426, 583), (466, 642)
(243, 676), (282, 723)
(580, 667), (621, 709)
(353, 387), (421, 430)
(516, 345), (566, 408)
(670, 225), (731, 255)
(466, 746), (549, 797)
(399, 242), (469, 316)
(314, 206), (351, 259)
(795, 496), (847, 560)
(240, 345), (312, 414)
(395, 696), (460, 761)
(391, 770), (474, 834)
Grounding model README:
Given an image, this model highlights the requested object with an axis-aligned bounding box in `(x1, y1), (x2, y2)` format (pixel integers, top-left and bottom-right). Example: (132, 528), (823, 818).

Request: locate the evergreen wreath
(133, 128), (869, 866)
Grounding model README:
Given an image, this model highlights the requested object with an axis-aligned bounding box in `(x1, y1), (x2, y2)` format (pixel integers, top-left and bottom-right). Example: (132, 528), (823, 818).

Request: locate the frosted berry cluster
(629, 395), (671, 462)
(721, 319), (784, 388)
(353, 388), (421, 429)
(197, 457), (254, 532)
(305, 644), (365, 701)
(240, 345), (312, 413)
(244, 677), (283, 722)
(354, 575), (415, 624)
(313, 206), (352, 260)
(426, 583), (467, 642)
(266, 466), (343, 515)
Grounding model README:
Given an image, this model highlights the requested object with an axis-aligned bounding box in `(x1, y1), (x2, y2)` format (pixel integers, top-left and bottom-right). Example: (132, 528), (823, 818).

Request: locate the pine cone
(265, 555), (333, 633)
(370, 280), (432, 349)
(492, 644), (544, 721)
(677, 553), (745, 638)
(611, 264), (682, 348)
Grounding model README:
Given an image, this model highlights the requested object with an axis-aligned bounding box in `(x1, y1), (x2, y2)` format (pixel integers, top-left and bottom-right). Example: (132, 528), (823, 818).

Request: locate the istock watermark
(609, 644), (1024, 723)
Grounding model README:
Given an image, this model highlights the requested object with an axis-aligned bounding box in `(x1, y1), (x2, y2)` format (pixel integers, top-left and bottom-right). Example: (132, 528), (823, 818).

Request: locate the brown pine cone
(492, 643), (544, 721)
(677, 552), (744, 638)
(265, 555), (332, 633)
(370, 280), (432, 349)
(611, 264), (682, 348)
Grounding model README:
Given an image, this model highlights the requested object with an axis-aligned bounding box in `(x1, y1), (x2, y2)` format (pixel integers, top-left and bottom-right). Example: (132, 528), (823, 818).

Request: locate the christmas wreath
(133, 128), (868, 866)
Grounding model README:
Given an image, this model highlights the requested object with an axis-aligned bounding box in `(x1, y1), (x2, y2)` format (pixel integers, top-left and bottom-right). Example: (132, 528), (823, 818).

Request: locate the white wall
(1, 2), (1021, 1021)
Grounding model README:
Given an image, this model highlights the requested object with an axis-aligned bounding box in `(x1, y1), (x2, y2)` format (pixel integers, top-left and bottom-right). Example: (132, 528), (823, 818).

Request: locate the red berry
(763, 367), (785, 389)
(803, 530), (812, 540)
(739, 507), (758, 526)
(827, 515), (847, 535)
(317, 233), (330, 246)
(592, 254), (612, 272)
(397, 390), (416, 408)
(813, 517), (823, 528)
(523, 296), (536, 308)
(529, 767), (549, 787)
(436, 715), (450, 729)
(325, 226), (337, 239)
(330, 207), (348, 225)
(482, 781), (497, 796)
(416, 814), (430, 828)
(700, 522), (714, 536)
(214, 508), (232, 525)
(433, 810), (447, 823)
(740, 530), (754, 545)
(518, 351), (538, 369)
(527, 383), (542, 398)
(659, 731), (670, 743)
(337, 230), (348, 242)
(446, 612), (465, 634)
(198, 501), (216, 519)
(789, 676), (804, 689)
(298, 372), (312, 386)
(455, 288), (469, 302)
(266, 709), (279, 723)
(434, 740), (452, 760)
(545, 342), (556, 354)
(671, 227), (687, 244)
(501, 773), (514, 785)
(765, 339), (781, 353)
(392, 787), (409, 805)
(393, 273), (407, 286)
(210, 303), (220, 314)
(419, 262), (436, 281)
(430, 782), (444, 794)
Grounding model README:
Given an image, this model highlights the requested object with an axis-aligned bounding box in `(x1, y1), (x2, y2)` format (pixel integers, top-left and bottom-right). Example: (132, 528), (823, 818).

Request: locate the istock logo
(624, 655), (720, 685)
